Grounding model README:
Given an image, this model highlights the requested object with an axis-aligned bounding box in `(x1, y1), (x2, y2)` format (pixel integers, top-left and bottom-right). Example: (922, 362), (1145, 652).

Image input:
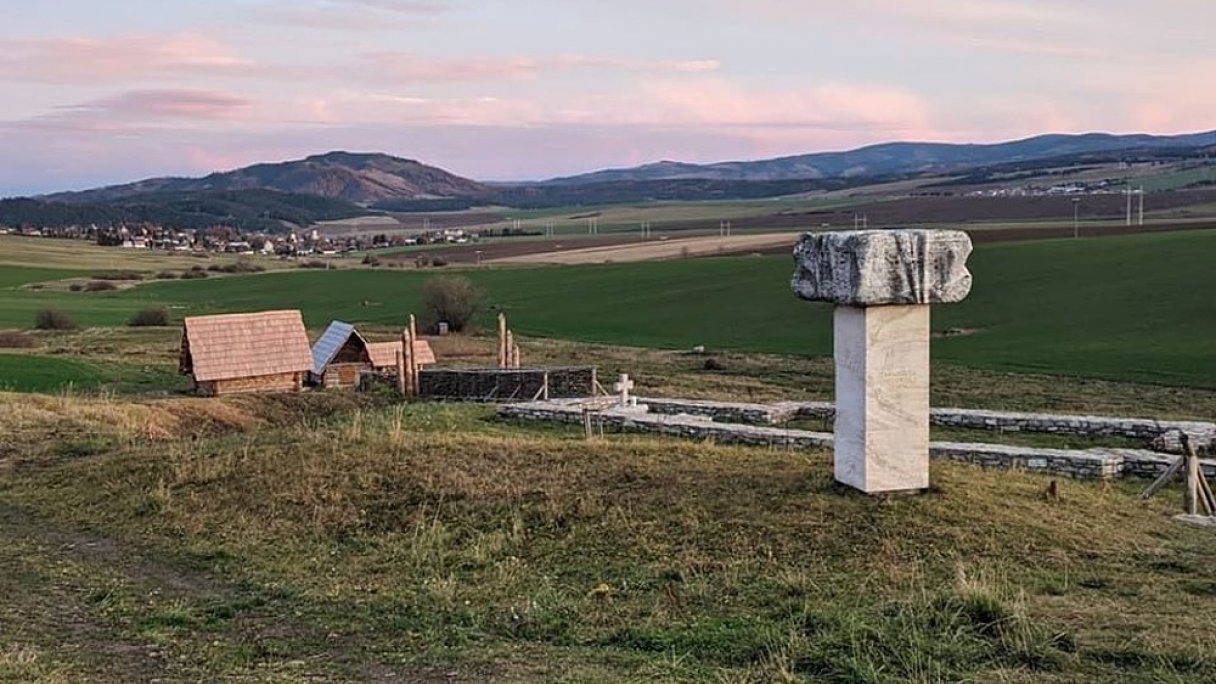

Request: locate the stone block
(834, 305), (930, 493)
(792, 229), (973, 306)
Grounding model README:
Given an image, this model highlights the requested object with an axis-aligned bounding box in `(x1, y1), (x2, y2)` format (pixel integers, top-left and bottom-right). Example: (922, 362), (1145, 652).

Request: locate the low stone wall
(498, 401), (1214, 480)
(638, 397), (1216, 454)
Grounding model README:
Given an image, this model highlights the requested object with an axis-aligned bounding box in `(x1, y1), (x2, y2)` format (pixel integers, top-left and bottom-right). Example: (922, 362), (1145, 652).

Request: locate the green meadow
(2, 229), (1215, 388)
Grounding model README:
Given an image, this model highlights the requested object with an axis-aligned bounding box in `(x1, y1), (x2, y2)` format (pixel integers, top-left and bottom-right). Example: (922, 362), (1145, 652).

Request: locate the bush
(127, 307), (171, 327)
(431, 257), (449, 267)
(179, 270), (209, 279)
(421, 275), (482, 333)
(362, 255), (381, 267)
(155, 271), (179, 280)
(212, 259), (264, 274)
(298, 260), (329, 269)
(91, 271), (144, 281)
(34, 308), (78, 331)
(0, 331), (36, 348)
(83, 280), (118, 292)
(68, 283), (83, 292)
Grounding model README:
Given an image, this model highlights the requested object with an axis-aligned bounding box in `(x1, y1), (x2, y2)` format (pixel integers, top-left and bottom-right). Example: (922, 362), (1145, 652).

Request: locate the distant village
(0, 222), (478, 256)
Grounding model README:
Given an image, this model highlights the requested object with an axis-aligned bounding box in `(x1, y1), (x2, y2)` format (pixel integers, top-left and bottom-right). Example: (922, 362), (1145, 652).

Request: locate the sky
(2, 0), (1214, 196)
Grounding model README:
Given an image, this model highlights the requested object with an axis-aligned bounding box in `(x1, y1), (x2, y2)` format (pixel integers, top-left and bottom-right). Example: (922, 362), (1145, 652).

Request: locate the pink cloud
(361, 52), (719, 83)
(634, 78), (937, 135)
(0, 34), (252, 84)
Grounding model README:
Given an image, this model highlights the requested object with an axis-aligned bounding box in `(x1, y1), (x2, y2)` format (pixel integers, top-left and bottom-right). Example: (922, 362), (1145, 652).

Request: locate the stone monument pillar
(792, 230), (973, 494)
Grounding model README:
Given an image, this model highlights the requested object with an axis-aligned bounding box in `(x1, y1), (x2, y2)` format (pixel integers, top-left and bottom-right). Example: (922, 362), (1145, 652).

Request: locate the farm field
(2, 229), (1215, 388)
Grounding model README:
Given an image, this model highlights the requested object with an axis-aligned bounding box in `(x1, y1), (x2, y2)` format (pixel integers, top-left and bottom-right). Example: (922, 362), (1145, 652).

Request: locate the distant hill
(45, 152), (488, 205)
(543, 131), (1216, 185)
(1, 189), (369, 233)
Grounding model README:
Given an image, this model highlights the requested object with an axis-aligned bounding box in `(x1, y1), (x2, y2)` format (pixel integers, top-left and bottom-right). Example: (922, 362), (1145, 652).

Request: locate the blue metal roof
(311, 321), (357, 375)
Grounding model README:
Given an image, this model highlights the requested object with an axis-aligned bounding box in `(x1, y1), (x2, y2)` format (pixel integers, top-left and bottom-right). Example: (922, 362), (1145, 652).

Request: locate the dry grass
(3, 401), (1214, 681)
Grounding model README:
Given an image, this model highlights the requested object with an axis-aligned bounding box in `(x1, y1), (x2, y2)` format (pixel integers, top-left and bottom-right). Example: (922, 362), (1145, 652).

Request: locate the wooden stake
(511, 342), (521, 369)
(395, 349), (406, 396)
(506, 330), (515, 369)
(1182, 434), (1215, 515)
(402, 329), (415, 397)
(497, 313), (508, 368)
(1183, 434), (1199, 515)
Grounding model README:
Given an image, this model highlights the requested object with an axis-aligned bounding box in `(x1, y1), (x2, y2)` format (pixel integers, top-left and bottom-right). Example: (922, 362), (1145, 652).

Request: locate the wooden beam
(1184, 434), (1199, 515)
(395, 349), (406, 396)
(1141, 455), (1184, 499)
(497, 313), (508, 368)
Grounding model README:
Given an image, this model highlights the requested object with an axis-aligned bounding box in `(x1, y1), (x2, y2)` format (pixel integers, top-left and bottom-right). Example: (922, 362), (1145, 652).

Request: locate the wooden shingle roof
(181, 310), (313, 382)
(366, 339), (436, 368)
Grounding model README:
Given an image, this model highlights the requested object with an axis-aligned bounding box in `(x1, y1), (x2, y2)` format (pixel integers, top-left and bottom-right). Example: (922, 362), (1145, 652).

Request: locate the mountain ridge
(44, 152), (488, 205)
(540, 130), (1216, 185)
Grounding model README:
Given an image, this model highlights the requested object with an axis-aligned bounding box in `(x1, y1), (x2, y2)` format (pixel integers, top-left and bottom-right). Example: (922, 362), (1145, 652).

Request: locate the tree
(421, 275), (482, 333)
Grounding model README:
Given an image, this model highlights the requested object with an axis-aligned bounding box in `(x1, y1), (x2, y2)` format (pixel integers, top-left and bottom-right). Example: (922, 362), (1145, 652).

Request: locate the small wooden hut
(310, 321), (374, 388)
(180, 310), (313, 395)
(366, 339), (437, 372)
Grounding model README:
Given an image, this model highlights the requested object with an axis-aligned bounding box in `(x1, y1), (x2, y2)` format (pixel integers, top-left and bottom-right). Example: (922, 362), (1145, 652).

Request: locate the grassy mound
(1, 400), (1213, 681)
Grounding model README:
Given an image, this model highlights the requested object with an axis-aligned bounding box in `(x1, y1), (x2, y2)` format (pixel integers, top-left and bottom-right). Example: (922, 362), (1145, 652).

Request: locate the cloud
(324, 0), (447, 13)
(0, 34), (252, 84)
(3, 89), (256, 134)
(360, 52), (719, 83)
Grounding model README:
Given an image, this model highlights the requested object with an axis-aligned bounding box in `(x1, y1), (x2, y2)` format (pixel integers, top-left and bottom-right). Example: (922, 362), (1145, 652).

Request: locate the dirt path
(487, 232), (799, 265)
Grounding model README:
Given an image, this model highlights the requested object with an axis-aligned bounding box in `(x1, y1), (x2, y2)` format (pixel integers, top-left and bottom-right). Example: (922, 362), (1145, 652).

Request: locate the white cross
(614, 373), (634, 406)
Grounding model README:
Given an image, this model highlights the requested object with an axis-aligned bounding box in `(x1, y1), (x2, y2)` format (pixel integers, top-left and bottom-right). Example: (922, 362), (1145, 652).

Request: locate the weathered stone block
(792, 229), (973, 306)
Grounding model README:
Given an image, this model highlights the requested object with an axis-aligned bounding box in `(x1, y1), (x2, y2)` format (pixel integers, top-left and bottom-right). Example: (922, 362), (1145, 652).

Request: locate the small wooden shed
(180, 310), (313, 395)
(310, 321), (373, 389)
(366, 339), (437, 372)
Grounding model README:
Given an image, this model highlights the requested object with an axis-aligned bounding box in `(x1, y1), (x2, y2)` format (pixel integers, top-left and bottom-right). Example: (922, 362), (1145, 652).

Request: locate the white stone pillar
(834, 305), (930, 492)
(792, 229), (973, 495)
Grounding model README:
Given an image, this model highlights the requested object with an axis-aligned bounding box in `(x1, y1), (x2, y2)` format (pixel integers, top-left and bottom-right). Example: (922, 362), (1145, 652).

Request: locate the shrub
(127, 307), (171, 327)
(34, 308), (78, 331)
(83, 280), (118, 292)
(91, 271), (144, 281)
(155, 271), (179, 280)
(68, 283), (84, 292)
(179, 270), (209, 279)
(0, 331), (36, 348)
(362, 255), (381, 267)
(431, 257), (449, 267)
(421, 275), (482, 333)
(299, 260), (329, 269)
(213, 259), (264, 274)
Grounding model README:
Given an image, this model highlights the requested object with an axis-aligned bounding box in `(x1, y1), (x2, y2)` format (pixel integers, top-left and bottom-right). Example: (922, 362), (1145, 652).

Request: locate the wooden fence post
(497, 313), (508, 368)
(395, 349), (406, 396)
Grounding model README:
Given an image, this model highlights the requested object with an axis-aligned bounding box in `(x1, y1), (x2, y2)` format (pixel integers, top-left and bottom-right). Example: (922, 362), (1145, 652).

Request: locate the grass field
(2, 393), (1214, 682)
(95, 229), (1214, 388)
(1, 229), (1214, 389)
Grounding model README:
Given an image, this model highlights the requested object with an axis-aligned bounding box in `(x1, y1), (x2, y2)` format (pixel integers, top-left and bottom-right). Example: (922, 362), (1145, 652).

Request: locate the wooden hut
(366, 339), (437, 372)
(180, 310), (313, 395)
(310, 321), (374, 389)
